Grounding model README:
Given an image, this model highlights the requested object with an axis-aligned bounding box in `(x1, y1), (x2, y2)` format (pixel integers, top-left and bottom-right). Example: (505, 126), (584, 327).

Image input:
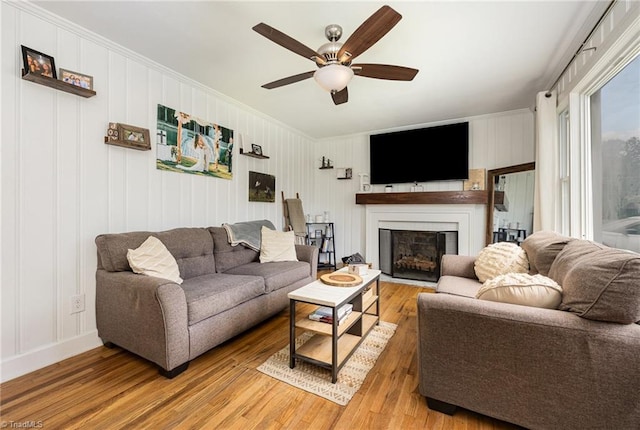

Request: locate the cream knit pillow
(474, 242), (529, 282)
(476, 273), (562, 309)
(127, 236), (183, 284)
(259, 226), (298, 263)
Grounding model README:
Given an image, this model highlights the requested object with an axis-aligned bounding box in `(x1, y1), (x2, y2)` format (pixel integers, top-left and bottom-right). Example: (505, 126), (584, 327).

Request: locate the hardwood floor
(0, 281), (519, 429)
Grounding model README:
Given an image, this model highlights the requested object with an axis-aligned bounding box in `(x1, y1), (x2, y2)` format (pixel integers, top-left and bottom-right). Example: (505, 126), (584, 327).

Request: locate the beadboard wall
(0, 2), (318, 382)
(1, 1), (534, 382)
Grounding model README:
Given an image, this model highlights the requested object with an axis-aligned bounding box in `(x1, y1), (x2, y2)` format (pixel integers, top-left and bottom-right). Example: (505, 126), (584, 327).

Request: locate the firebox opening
(379, 229), (458, 282)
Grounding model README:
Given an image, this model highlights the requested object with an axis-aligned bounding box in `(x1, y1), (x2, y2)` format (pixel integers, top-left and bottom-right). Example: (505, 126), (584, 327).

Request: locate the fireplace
(379, 229), (458, 282)
(363, 203), (485, 275)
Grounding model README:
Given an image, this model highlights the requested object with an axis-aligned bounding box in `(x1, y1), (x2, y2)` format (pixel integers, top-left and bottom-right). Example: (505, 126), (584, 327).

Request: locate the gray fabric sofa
(95, 225), (318, 378)
(417, 231), (640, 430)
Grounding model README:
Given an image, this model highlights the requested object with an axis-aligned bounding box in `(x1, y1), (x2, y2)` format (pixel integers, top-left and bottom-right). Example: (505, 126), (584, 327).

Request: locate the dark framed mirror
(485, 162), (536, 246)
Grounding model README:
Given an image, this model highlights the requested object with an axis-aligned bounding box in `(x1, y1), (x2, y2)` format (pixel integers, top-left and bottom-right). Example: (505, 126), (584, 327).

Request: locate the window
(590, 55), (640, 252)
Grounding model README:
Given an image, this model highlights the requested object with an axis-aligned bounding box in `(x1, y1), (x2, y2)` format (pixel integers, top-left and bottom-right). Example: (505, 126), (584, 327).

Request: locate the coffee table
(288, 267), (381, 383)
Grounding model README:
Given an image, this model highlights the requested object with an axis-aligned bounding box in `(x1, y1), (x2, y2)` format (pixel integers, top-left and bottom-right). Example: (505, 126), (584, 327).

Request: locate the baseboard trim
(1, 331), (102, 383)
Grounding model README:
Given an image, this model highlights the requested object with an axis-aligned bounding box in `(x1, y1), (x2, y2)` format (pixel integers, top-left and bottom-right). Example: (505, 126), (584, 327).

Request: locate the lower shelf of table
(294, 295), (378, 336)
(294, 314), (378, 367)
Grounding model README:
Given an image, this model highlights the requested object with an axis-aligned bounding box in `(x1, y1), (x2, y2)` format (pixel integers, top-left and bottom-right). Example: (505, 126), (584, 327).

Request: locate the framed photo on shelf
(21, 45), (56, 79)
(251, 144), (262, 155)
(59, 68), (93, 90)
(116, 123), (151, 150)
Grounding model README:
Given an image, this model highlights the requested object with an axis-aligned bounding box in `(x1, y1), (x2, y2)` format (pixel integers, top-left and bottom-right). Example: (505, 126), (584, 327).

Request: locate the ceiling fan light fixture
(313, 64), (354, 92)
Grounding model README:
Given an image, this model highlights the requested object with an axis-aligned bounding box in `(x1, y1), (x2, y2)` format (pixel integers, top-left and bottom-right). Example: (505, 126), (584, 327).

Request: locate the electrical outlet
(71, 294), (85, 314)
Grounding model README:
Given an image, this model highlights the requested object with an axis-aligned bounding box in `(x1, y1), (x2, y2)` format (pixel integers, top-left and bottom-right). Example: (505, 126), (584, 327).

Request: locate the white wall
(1, 2), (315, 382)
(1, 2), (535, 382)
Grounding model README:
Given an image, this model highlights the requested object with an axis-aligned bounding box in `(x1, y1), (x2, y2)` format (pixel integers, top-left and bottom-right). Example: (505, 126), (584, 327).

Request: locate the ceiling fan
(252, 5), (419, 105)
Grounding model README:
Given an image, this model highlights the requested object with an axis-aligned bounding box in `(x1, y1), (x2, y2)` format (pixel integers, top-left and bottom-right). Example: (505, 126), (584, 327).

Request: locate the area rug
(256, 321), (397, 405)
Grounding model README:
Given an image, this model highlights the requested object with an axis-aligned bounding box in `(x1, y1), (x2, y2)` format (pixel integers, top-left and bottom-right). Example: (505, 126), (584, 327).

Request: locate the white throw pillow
(260, 226), (298, 263)
(474, 242), (529, 283)
(476, 273), (562, 309)
(127, 236), (183, 284)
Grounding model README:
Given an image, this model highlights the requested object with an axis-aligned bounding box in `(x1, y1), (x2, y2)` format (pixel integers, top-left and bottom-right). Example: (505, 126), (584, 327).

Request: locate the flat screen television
(369, 122), (469, 185)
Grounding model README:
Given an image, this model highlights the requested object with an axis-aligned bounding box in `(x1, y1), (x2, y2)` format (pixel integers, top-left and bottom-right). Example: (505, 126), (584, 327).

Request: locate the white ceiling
(34, 1), (607, 139)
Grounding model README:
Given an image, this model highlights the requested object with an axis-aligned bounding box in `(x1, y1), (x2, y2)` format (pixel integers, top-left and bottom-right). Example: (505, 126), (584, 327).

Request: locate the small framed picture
(59, 68), (93, 90)
(21, 45), (56, 79)
(251, 144), (262, 155)
(113, 123), (151, 150)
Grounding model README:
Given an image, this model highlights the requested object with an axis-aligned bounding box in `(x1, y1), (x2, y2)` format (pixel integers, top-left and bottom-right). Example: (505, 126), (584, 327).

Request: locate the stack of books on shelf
(309, 303), (353, 325)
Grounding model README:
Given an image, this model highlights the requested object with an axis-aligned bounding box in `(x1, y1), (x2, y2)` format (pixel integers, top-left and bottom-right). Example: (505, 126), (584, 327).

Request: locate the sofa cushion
(547, 239), (597, 285)
(476, 273), (562, 309)
(96, 228), (216, 279)
(209, 226), (259, 273)
(474, 242), (529, 283)
(224, 261), (311, 293)
(181, 273), (265, 325)
(126, 236), (183, 284)
(436, 275), (482, 298)
(521, 230), (574, 276)
(259, 226), (298, 263)
(552, 240), (640, 324)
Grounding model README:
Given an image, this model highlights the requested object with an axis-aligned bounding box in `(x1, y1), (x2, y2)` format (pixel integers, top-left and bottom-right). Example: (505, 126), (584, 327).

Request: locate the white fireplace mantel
(364, 204), (487, 268)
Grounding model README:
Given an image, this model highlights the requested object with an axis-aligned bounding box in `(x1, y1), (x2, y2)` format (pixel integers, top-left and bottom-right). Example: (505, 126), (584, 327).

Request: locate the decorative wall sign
(106, 122), (119, 141)
(463, 168), (486, 190)
(156, 104), (234, 179)
(21, 45), (56, 79)
(249, 171), (276, 202)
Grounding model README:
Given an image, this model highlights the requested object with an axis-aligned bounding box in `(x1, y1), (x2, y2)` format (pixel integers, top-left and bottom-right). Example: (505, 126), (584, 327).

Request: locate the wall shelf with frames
(239, 148), (269, 159)
(21, 70), (96, 98)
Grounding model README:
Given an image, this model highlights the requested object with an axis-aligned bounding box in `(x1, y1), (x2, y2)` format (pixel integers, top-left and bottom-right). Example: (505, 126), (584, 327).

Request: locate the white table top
(288, 267), (381, 307)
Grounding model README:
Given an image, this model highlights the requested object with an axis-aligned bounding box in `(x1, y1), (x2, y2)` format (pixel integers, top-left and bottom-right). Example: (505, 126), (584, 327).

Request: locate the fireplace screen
(379, 229), (458, 282)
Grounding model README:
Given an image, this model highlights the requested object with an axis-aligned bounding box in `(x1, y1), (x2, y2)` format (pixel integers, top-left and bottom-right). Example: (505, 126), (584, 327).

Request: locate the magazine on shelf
(313, 304), (352, 318)
(309, 311), (351, 325)
(309, 303), (353, 324)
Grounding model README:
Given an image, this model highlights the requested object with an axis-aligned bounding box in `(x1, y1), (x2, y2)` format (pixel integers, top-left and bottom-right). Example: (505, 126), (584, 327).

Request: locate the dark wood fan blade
(337, 5), (402, 62)
(331, 88), (348, 105)
(261, 71), (315, 89)
(253, 23), (321, 62)
(352, 63), (418, 81)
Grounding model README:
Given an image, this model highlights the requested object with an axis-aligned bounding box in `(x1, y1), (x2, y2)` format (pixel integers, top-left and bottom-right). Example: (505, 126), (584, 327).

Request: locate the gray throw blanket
(222, 220), (275, 251)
